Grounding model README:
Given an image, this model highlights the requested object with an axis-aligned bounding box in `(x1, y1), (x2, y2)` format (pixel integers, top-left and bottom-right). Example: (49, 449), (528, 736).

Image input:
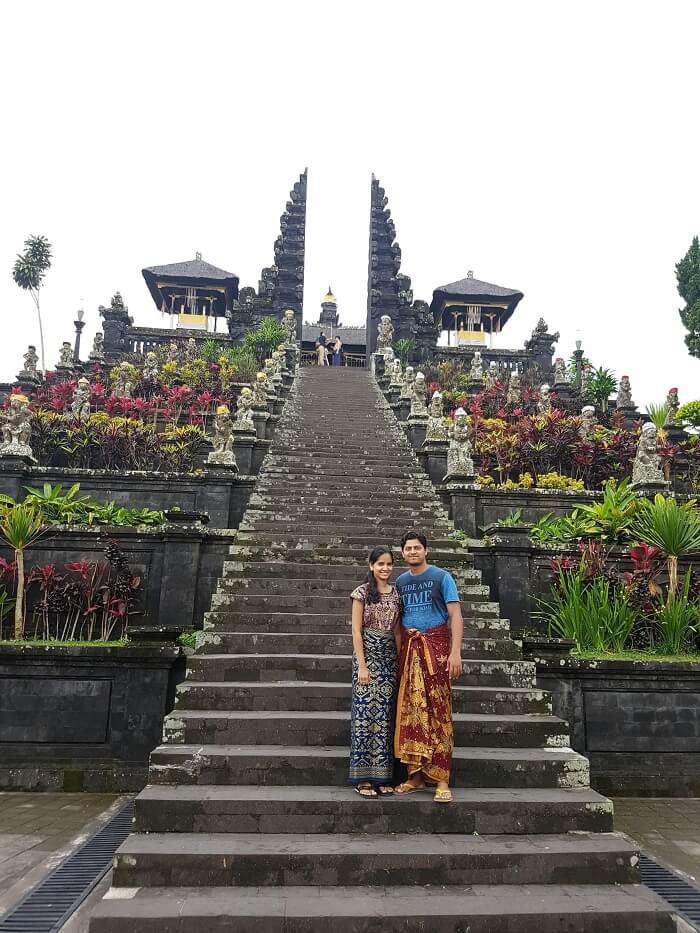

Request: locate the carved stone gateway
(207, 405), (238, 470)
(0, 395), (35, 462)
(445, 407), (475, 480)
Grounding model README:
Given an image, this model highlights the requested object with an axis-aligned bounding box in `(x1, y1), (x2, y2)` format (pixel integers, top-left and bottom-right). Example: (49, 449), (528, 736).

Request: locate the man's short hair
(401, 529), (428, 550)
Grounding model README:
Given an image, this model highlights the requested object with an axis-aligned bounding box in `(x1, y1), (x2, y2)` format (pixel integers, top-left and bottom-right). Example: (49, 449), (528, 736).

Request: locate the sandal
(434, 788), (453, 803)
(377, 785), (394, 796)
(394, 780), (426, 796)
(355, 783), (377, 798)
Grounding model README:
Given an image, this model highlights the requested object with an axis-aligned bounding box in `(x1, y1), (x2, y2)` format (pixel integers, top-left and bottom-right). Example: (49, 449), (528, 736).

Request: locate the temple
(141, 255), (239, 331)
(430, 272), (524, 347)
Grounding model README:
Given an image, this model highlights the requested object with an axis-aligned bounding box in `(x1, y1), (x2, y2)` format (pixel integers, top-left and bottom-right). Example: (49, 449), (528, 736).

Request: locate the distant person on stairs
(348, 546), (402, 798)
(394, 529), (463, 803)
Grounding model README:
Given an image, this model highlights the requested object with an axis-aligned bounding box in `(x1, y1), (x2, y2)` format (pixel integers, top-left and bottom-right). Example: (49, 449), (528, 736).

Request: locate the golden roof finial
(324, 285), (336, 303)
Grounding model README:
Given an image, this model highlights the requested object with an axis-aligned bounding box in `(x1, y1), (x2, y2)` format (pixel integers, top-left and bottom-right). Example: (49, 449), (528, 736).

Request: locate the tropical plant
(646, 403), (670, 432)
(0, 503), (45, 639)
(243, 317), (287, 362)
(678, 401), (700, 431)
(393, 337), (416, 365)
(494, 509), (524, 527)
(653, 572), (700, 654)
(582, 367), (617, 412)
(632, 495), (700, 594)
(530, 511), (591, 545)
(12, 234), (52, 373)
(575, 479), (639, 544)
(676, 235), (700, 359)
(11, 484), (165, 528)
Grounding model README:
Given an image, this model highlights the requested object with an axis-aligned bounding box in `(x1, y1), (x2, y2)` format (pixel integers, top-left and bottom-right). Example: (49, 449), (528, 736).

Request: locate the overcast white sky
(1, 1), (698, 406)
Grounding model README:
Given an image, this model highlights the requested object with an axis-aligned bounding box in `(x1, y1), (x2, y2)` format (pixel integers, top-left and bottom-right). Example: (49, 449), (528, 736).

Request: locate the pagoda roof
(430, 274), (524, 328)
(142, 258), (239, 312)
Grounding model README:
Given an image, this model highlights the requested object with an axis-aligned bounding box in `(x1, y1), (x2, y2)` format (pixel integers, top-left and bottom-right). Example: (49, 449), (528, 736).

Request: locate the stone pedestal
(370, 353), (385, 379)
(385, 386), (399, 406)
(252, 409), (270, 441)
(419, 440), (449, 486)
(616, 406), (640, 430)
(206, 453), (238, 473)
(284, 346), (298, 374)
(552, 383), (577, 413)
(482, 524), (534, 634)
(406, 417), (428, 451)
(443, 480), (480, 537)
(394, 399), (410, 422)
(232, 432), (256, 475)
(632, 480), (672, 498)
(14, 376), (41, 396)
(266, 414), (280, 441)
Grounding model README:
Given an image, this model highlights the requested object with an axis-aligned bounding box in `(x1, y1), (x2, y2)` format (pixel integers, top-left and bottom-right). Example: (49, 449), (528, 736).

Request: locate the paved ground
(1, 793), (700, 929)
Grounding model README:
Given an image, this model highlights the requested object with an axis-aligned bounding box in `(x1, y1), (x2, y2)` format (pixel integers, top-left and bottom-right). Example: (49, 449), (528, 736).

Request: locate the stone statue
(390, 359), (403, 389)
(233, 387), (255, 432)
(506, 371), (522, 407)
(632, 422), (665, 486)
(253, 372), (270, 409)
(664, 388), (680, 426)
(0, 395), (35, 461)
(207, 405), (238, 469)
(70, 377), (91, 420)
(113, 362), (134, 398)
(377, 315), (394, 355)
(400, 366), (415, 401)
(263, 357), (278, 393)
(469, 351), (484, 382)
(88, 332), (105, 363)
(617, 375), (634, 409)
(282, 308), (297, 346)
(485, 360), (499, 388)
(554, 357), (567, 385)
(57, 341), (74, 369)
(167, 341), (179, 362)
(270, 350), (284, 386)
(143, 351), (159, 383)
(579, 405), (597, 440)
(426, 391), (449, 442)
(537, 384), (552, 415)
(446, 408), (475, 479)
(383, 346), (395, 365)
(410, 371), (428, 418)
(18, 345), (39, 381)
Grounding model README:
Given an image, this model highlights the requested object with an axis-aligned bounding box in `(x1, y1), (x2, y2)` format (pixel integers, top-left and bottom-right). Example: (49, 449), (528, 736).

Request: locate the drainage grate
(640, 853), (700, 930)
(0, 800), (133, 933)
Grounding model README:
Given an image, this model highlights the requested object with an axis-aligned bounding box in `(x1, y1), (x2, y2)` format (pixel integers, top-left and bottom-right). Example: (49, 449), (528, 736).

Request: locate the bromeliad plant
(0, 484), (165, 528)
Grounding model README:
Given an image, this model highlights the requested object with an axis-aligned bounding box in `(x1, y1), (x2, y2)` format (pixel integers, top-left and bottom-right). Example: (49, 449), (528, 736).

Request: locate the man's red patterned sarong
(394, 623), (453, 784)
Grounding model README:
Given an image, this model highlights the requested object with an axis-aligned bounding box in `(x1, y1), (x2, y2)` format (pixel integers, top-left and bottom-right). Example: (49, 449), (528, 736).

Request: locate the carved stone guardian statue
(143, 351), (159, 383)
(446, 408), (475, 479)
(56, 342), (75, 371)
(400, 365), (415, 401)
(233, 387), (256, 433)
(389, 359), (403, 389)
(578, 405), (597, 440)
(113, 362), (134, 398)
(617, 375), (635, 410)
(18, 346), (40, 383)
(409, 371), (428, 419)
(537, 384), (552, 415)
(88, 332), (105, 364)
(70, 377), (91, 420)
(426, 391), (449, 442)
(469, 351), (484, 383)
(0, 395), (35, 462)
(485, 360), (499, 388)
(207, 405), (238, 469)
(282, 309), (297, 346)
(554, 357), (568, 385)
(377, 315), (394, 356)
(664, 388), (680, 426)
(632, 421), (666, 488)
(506, 371), (522, 407)
(253, 372), (270, 410)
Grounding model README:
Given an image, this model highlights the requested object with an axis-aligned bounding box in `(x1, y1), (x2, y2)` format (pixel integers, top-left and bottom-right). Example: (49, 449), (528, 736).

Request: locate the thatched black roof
(142, 258), (239, 314)
(430, 275), (523, 329)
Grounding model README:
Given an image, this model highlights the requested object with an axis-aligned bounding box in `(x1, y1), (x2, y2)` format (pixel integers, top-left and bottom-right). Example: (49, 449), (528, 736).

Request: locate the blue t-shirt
(396, 566), (460, 632)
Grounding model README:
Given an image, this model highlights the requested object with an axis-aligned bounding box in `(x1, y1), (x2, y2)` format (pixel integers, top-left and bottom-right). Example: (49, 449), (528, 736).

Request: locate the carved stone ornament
(632, 421), (665, 486)
(18, 345), (39, 381)
(70, 377), (91, 420)
(89, 332), (105, 363)
(390, 359), (403, 389)
(0, 395), (35, 461)
(617, 375), (634, 409)
(537, 384), (552, 415)
(113, 362), (134, 398)
(446, 407), (474, 479)
(426, 391), (449, 442)
(207, 405), (238, 469)
(506, 371), (522, 406)
(233, 387), (256, 432)
(253, 372), (270, 409)
(377, 315), (394, 353)
(410, 371), (428, 418)
(664, 388), (680, 426)
(554, 357), (568, 385)
(485, 360), (499, 388)
(400, 366), (415, 401)
(57, 341), (74, 368)
(282, 308), (297, 346)
(579, 405), (597, 440)
(143, 351), (159, 383)
(469, 351), (484, 382)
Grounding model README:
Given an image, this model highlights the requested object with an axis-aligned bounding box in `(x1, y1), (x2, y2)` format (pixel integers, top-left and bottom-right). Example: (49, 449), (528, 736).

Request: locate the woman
(315, 340), (327, 366)
(349, 546), (402, 797)
(331, 337), (344, 366)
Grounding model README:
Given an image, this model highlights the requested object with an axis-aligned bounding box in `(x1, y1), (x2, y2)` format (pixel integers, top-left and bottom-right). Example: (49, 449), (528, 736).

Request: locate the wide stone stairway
(90, 367), (675, 931)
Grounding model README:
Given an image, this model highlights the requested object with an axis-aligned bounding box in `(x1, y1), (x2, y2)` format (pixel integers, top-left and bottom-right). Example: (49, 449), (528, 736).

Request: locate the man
(394, 529), (463, 802)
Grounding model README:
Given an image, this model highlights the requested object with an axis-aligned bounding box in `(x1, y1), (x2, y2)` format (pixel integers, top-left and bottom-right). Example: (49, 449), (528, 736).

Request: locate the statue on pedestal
(400, 366), (415, 401)
(469, 351), (484, 383)
(0, 395), (35, 461)
(207, 405), (238, 469)
(426, 391), (448, 442)
(485, 360), (499, 388)
(57, 342), (74, 370)
(632, 422), (665, 487)
(617, 375), (635, 409)
(554, 357), (568, 385)
(579, 405), (597, 440)
(113, 362), (134, 398)
(70, 377), (91, 420)
(167, 341), (179, 362)
(282, 309), (297, 346)
(446, 408), (474, 479)
(143, 351), (159, 383)
(377, 315), (394, 356)
(410, 371), (428, 418)
(664, 388), (680, 426)
(506, 371), (522, 407)
(390, 359), (403, 389)
(253, 372), (270, 409)
(537, 384), (552, 415)
(88, 332), (105, 364)
(18, 346), (40, 382)
(233, 387), (255, 432)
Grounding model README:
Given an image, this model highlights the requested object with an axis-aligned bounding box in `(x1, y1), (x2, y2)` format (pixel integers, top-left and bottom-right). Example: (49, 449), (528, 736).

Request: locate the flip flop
(434, 788), (453, 803)
(394, 781), (426, 796)
(355, 783), (377, 798)
(377, 785), (394, 796)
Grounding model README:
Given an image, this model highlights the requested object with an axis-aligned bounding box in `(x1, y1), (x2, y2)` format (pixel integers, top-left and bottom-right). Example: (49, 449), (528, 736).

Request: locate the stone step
(209, 592), (496, 614)
(133, 785), (615, 836)
(87, 883), (676, 933)
(174, 682), (550, 714)
(185, 655), (536, 688)
(203, 613), (510, 636)
(194, 632), (521, 659)
(217, 574), (485, 596)
(163, 710), (567, 748)
(221, 561), (481, 585)
(148, 744), (588, 788)
(112, 832), (639, 888)
(239, 519), (454, 535)
(232, 532), (467, 551)
(226, 544), (475, 568)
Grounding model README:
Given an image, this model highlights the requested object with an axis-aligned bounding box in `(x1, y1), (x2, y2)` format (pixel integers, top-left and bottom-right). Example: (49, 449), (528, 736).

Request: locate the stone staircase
(90, 367), (675, 931)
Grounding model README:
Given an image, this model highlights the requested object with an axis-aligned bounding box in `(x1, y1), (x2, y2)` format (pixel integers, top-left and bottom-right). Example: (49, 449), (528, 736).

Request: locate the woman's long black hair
(365, 546), (394, 604)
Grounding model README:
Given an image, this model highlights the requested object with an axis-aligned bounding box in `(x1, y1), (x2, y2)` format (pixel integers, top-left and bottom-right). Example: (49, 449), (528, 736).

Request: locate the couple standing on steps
(349, 529), (464, 802)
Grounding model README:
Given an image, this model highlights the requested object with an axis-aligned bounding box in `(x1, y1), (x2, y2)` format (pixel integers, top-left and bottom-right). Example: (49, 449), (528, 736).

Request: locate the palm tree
(0, 504), (44, 640)
(12, 235), (52, 373)
(632, 494), (700, 595)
